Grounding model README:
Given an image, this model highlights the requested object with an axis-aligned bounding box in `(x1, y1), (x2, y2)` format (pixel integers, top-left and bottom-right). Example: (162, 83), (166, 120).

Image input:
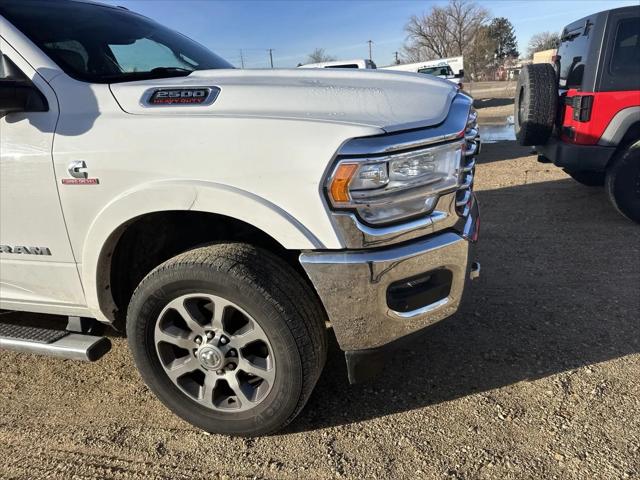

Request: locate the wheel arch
(82, 180), (326, 324)
(599, 106), (640, 149)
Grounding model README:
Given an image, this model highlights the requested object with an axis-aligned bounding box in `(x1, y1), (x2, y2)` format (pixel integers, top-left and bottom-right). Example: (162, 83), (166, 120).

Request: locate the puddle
(480, 121), (516, 143)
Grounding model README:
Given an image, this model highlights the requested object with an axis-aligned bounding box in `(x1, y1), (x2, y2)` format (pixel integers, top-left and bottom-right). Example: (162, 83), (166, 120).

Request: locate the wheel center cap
(198, 346), (223, 370)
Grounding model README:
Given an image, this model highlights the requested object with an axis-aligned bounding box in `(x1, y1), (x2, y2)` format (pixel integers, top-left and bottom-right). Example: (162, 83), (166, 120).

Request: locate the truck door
(0, 39), (86, 314)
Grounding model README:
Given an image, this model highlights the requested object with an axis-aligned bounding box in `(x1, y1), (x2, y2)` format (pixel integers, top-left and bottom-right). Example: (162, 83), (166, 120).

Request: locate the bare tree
(466, 25), (498, 80)
(447, 0), (490, 57)
(402, 0), (490, 62)
(404, 6), (451, 59)
(526, 31), (560, 58)
(306, 48), (336, 64)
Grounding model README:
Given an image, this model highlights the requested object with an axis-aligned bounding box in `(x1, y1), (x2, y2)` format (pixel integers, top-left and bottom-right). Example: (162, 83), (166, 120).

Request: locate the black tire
(564, 169), (605, 186)
(126, 243), (327, 436)
(605, 141), (640, 224)
(514, 63), (558, 146)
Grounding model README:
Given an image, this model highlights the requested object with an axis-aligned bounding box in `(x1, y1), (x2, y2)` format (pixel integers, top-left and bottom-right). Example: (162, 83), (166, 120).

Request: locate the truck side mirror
(0, 55), (48, 118)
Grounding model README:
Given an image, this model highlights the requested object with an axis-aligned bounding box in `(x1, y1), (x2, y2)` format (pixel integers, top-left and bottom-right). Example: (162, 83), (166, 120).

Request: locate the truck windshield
(418, 66), (453, 77)
(0, 0), (233, 83)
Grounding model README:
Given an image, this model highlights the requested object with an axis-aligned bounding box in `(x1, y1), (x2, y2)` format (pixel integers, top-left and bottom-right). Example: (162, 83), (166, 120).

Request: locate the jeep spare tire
(514, 63), (558, 146)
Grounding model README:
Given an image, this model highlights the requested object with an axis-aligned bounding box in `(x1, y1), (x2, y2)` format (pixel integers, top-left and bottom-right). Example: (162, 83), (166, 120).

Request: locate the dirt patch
(1, 143), (639, 479)
(470, 80), (517, 125)
(467, 81), (517, 100)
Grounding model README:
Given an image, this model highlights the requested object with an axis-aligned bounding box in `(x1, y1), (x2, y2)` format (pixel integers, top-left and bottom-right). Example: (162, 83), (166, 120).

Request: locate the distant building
(495, 58), (531, 81)
(533, 49), (557, 64)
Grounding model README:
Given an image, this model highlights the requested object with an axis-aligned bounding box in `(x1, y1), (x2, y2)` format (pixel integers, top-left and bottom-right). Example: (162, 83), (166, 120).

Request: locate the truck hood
(109, 68), (458, 132)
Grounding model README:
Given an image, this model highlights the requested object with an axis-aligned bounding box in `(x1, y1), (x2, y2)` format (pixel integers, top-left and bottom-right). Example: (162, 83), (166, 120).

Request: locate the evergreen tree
(488, 17), (519, 59)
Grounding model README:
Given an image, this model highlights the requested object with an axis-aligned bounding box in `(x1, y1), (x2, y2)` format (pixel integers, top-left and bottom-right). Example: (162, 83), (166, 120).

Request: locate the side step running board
(0, 323), (111, 361)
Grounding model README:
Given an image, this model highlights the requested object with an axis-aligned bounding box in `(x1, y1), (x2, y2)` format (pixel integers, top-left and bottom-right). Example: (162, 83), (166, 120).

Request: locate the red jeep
(515, 6), (640, 223)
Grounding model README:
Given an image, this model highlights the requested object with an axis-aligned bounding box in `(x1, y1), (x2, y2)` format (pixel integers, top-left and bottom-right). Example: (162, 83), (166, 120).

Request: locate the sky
(102, 0), (639, 68)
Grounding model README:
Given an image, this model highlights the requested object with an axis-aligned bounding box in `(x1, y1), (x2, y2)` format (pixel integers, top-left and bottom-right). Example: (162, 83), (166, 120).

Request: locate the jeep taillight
(569, 95), (594, 122)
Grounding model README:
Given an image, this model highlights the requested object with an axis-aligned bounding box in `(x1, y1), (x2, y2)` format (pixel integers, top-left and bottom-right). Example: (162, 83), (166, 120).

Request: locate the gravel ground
(471, 81), (517, 125)
(1, 89), (639, 479)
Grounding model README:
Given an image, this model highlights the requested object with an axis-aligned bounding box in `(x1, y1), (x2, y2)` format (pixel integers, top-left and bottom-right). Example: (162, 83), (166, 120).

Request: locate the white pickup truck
(0, 0), (480, 436)
(384, 57), (465, 89)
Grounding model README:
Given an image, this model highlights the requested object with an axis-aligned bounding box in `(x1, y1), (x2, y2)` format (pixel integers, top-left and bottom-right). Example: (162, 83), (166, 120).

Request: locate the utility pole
(393, 51), (399, 64)
(239, 49), (245, 69)
(268, 49), (274, 68)
(367, 40), (373, 61)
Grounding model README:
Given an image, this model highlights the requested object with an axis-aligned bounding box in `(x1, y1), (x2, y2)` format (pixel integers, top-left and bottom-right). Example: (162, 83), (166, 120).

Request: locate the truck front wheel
(126, 243), (327, 436)
(606, 141), (640, 224)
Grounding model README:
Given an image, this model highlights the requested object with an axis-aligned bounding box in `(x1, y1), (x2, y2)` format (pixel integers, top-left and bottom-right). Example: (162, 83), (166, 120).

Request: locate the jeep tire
(126, 243), (328, 436)
(515, 63), (558, 146)
(606, 141), (640, 224)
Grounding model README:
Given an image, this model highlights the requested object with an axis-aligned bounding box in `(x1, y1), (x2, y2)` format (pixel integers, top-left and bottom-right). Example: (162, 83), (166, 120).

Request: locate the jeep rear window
(557, 24), (591, 89)
(0, 0), (233, 83)
(610, 17), (640, 76)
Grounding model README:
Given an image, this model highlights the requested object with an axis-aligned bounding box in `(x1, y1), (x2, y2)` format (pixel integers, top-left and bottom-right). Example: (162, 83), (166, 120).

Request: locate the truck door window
(42, 40), (89, 74)
(0, 0), (233, 83)
(0, 50), (25, 81)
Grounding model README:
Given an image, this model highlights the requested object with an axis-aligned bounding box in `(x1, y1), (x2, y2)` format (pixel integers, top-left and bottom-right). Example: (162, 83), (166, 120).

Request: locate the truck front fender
(81, 180), (326, 323)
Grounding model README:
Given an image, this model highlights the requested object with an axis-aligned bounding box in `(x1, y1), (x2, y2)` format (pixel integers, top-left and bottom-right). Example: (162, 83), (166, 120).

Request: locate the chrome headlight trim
(324, 93), (478, 246)
(325, 139), (465, 225)
(328, 140), (465, 205)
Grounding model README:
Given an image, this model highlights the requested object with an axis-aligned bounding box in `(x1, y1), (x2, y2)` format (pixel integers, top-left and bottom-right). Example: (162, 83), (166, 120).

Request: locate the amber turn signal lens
(329, 163), (358, 203)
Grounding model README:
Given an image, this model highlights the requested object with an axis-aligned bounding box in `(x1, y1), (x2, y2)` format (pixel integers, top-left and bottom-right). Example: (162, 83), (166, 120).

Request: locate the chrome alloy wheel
(154, 294), (275, 412)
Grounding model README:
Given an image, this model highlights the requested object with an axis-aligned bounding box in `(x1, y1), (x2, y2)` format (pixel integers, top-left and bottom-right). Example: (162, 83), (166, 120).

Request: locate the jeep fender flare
(598, 106), (640, 147)
(81, 180), (326, 323)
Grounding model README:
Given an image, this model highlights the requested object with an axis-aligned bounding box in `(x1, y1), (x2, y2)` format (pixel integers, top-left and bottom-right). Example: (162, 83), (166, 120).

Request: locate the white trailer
(383, 57), (464, 88)
(380, 57), (464, 77)
(383, 56), (464, 77)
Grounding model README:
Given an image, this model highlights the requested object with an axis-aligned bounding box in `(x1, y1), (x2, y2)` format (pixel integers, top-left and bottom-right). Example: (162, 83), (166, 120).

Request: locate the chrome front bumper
(300, 199), (479, 353)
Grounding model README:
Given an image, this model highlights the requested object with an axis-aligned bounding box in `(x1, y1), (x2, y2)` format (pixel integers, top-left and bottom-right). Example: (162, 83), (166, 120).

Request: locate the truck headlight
(326, 140), (463, 225)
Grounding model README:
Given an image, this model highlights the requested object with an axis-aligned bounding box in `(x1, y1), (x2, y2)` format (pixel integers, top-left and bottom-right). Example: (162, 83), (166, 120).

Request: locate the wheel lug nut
(206, 331), (214, 340)
(216, 369), (224, 375)
(228, 363), (236, 370)
(219, 337), (228, 345)
(194, 336), (202, 345)
(228, 350), (236, 357)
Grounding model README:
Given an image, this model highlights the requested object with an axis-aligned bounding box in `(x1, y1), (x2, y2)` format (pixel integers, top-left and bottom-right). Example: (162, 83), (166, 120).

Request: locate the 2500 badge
(145, 87), (219, 106)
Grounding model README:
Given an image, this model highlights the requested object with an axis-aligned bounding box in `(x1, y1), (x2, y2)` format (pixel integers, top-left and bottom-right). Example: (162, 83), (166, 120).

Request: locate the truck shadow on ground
(292, 176), (640, 432)
(474, 97), (514, 109)
(475, 141), (527, 163)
